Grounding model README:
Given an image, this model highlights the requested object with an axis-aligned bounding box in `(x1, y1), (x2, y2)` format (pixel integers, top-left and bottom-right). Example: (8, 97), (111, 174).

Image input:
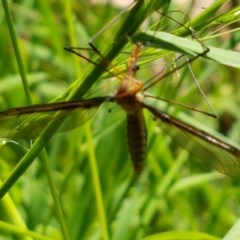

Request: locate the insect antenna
(64, 46), (123, 81)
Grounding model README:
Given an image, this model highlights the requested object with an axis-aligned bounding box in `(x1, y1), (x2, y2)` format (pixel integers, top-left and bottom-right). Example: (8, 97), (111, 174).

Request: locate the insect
(0, 39), (240, 177)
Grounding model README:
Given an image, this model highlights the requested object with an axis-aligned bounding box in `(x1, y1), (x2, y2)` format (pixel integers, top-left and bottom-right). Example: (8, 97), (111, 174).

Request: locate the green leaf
(133, 31), (240, 68)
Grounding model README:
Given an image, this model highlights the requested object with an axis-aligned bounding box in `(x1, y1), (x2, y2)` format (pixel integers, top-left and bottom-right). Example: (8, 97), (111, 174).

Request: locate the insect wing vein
(0, 97), (108, 139)
(145, 103), (240, 178)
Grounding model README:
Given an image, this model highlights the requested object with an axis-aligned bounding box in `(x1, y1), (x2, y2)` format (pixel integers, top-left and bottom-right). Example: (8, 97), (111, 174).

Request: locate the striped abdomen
(127, 110), (147, 174)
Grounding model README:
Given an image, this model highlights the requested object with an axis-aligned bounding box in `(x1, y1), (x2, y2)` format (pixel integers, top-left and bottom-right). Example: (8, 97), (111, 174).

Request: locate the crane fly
(1, 42), (240, 177)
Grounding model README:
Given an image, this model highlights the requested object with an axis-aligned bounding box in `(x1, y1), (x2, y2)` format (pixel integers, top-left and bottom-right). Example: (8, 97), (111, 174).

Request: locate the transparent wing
(0, 97), (108, 139)
(145, 103), (240, 178)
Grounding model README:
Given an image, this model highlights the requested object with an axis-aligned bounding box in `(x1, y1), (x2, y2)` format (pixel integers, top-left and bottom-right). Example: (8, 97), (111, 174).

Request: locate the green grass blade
(133, 31), (240, 68)
(2, 0), (32, 104)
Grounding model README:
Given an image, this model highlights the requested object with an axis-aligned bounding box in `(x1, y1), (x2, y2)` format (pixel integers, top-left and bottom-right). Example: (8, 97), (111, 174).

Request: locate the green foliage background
(0, 0), (240, 239)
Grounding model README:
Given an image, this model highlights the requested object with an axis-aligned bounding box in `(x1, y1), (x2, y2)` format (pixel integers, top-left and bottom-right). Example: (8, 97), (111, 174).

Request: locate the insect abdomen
(127, 110), (147, 175)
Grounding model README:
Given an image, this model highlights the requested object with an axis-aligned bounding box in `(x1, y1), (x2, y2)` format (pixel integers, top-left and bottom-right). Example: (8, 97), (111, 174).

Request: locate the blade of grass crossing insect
(134, 31), (240, 68)
(67, 0), (145, 99)
(132, 1), (232, 60)
(69, 0), (170, 100)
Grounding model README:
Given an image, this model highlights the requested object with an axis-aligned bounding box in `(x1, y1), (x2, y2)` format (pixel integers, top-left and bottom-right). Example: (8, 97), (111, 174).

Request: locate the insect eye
(126, 63), (140, 72)
(134, 63), (140, 71)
